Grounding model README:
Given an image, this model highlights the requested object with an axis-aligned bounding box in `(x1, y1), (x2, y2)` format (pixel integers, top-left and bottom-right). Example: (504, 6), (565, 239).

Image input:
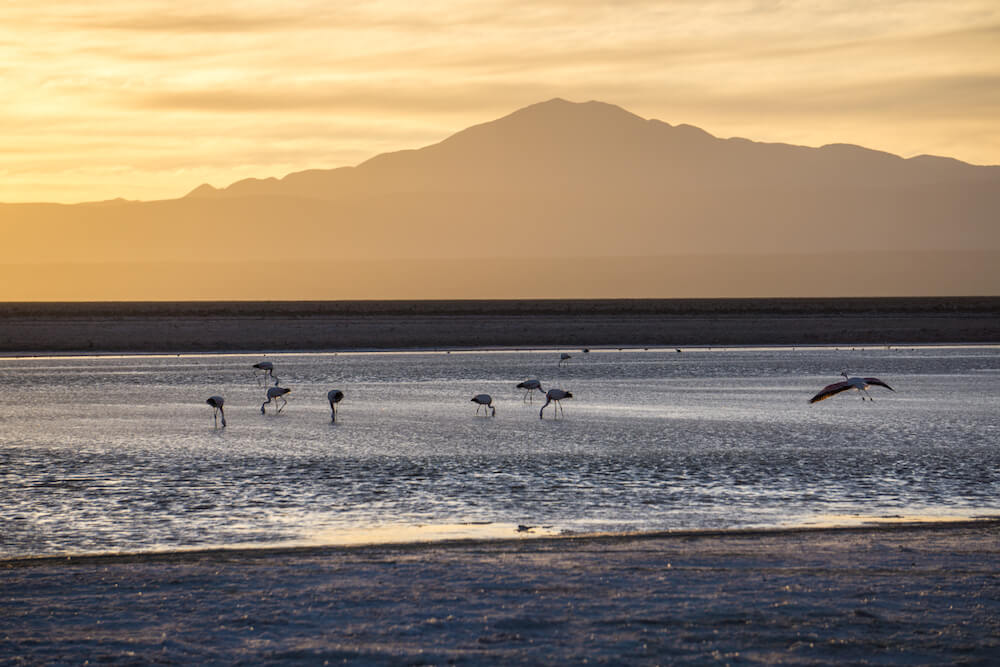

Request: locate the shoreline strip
(5, 517), (998, 569)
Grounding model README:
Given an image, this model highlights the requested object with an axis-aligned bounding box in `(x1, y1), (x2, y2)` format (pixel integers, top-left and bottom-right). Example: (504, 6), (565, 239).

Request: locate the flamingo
(539, 388), (573, 419)
(261, 386), (291, 414)
(252, 361), (279, 386)
(206, 395), (226, 428)
(328, 389), (344, 422)
(559, 353), (572, 365)
(471, 393), (496, 417)
(516, 379), (545, 402)
(809, 372), (895, 404)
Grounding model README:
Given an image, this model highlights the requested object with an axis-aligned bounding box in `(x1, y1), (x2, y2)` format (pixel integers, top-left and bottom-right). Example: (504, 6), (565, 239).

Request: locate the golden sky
(2, 1), (998, 204)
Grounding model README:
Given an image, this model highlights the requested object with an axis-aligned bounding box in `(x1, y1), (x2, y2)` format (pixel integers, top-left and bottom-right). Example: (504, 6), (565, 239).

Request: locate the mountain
(2, 98), (999, 299)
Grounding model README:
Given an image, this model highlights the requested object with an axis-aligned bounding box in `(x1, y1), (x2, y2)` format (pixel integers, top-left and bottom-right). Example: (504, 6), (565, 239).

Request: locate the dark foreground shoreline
(0, 297), (997, 353)
(3, 521), (998, 664)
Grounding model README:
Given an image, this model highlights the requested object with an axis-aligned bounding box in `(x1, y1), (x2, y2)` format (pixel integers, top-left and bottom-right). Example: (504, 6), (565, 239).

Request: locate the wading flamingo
(471, 394), (496, 417)
(539, 388), (572, 419)
(809, 372), (895, 404)
(516, 379), (545, 402)
(261, 386), (291, 414)
(327, 389), (344, 422)
(206, 395), (226, 428)
(253, 361), (279, 386)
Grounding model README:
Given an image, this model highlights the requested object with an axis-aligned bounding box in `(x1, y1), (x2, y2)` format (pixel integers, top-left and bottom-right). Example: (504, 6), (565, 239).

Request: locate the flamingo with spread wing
(810, 372), (895, 403)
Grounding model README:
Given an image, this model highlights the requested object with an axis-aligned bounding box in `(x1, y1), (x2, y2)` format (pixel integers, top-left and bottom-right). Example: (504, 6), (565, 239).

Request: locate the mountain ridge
(3, 98), (999, 299)
(183, 98), (997, 201)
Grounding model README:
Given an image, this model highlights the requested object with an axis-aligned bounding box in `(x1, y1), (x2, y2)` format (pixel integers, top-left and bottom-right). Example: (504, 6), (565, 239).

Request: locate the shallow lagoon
(2, 346), (998, 558)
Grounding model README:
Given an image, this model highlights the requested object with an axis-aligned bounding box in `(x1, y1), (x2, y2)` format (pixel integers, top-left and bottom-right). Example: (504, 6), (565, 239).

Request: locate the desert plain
(0, 297), (997, 353)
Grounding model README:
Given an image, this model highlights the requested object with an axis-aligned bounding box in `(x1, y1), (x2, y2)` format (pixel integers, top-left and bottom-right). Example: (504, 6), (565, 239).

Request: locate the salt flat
(2, 300), (998, 664)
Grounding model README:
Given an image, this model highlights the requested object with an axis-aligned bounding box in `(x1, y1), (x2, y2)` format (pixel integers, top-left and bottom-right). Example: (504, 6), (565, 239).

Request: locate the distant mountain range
(3, 98), (998, 299)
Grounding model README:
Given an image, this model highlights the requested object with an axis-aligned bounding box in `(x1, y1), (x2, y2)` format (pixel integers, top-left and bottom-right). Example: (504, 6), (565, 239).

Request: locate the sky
(1, 0), (998, 204)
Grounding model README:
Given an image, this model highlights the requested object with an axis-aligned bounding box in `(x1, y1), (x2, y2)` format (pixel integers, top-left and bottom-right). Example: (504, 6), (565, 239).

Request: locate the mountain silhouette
(198, 98), (997, 198)
(3, 98), (998, 299)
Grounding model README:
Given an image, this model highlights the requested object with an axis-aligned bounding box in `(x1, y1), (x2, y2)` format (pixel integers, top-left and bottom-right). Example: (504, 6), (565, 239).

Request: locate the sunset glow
(2, 1), (998, 204)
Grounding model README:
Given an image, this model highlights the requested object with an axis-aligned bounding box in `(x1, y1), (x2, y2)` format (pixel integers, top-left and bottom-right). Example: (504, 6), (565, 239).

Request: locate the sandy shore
(0, 297), (998, 353)
(2, 521), (998, 664)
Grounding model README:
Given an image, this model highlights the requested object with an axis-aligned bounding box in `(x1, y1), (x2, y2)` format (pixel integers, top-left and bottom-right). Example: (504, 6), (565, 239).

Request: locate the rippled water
(2, 346), (998, 558)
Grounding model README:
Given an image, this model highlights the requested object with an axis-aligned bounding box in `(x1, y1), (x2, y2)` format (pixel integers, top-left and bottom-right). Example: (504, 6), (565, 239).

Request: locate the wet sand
(2, 520), (998, 664)
(0, 297), (997, 353)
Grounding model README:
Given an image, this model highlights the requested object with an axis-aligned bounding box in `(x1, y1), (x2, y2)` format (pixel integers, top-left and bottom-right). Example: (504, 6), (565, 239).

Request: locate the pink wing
(809, 380), (850, 404)
(864, 377), (894, 391)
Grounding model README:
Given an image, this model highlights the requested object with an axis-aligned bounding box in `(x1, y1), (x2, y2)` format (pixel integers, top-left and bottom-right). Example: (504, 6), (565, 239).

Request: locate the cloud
(675, 73), (1000, 119)
(126, 82), (558, 115)
(77, 12), (306, 33)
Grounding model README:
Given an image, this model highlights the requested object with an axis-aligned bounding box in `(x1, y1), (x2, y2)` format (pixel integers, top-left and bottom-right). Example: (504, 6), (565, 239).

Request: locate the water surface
(2, 346), (998, 558)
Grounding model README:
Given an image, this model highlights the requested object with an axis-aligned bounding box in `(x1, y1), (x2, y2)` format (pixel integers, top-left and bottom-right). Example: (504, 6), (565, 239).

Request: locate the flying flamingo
(261, 386), (291, 414)
(206, 396), (226, 428)
(809, 372), (895, 403)
(471, 394), (496, 417)
(328, 389), (344, 422)
(559, 353), (572, 365)
(539, 388), (573, 419)
(252, 361), (279, 386)
(516, 379), (545, 402)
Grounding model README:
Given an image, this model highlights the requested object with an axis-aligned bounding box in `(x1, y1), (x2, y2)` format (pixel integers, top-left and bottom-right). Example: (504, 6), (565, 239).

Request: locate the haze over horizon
(2, 1), (998, 204)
